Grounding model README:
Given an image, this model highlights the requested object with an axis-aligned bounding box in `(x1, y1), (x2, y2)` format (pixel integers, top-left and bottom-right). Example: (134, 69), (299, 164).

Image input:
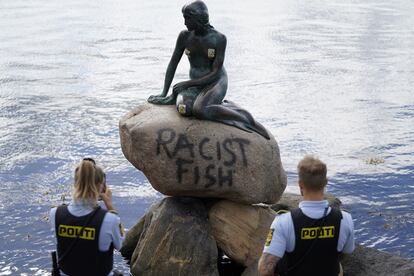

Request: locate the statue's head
(182, 1), (210, 31)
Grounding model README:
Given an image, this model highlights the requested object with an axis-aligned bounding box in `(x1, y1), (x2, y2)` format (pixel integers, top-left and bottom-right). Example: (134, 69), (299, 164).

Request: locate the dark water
(1, 0), (413, 274)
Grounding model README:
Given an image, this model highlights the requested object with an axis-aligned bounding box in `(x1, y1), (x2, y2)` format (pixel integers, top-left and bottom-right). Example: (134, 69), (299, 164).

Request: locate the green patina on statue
(148, 0), (269, 139)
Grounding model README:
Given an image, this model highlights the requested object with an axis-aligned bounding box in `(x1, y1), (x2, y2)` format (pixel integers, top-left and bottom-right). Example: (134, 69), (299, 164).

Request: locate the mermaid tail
(218, 100), (270, 140)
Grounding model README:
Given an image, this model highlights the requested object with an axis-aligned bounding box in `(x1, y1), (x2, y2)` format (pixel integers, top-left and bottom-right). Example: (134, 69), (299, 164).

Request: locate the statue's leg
(193, 77), (270, 139)
(175, 87), (200, 116)
(193, 77), (249, 122)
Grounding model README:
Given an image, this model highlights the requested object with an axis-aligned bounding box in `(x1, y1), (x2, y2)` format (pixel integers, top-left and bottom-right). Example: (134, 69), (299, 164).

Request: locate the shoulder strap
(57, 206), (102, 265)
(329, 207), (343, 220)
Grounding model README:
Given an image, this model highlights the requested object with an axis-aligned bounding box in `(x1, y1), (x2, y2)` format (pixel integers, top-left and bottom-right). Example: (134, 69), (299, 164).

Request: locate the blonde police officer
(50, 158), (124, 276)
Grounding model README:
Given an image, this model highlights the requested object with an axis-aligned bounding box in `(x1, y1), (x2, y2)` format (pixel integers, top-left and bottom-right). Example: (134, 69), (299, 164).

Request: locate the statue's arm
(160, 31), (186, 96)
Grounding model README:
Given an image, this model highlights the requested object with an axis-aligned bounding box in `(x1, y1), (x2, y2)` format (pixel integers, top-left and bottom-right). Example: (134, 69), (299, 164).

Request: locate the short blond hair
(297, 156), (327, 192)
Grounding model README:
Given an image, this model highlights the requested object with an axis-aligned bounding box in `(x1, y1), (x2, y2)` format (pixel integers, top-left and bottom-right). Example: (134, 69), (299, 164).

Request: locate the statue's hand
(173, 82), (189, 94)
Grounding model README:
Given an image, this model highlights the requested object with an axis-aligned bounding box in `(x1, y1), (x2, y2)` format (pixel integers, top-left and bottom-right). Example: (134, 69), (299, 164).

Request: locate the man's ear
(298, 180), (305, 196)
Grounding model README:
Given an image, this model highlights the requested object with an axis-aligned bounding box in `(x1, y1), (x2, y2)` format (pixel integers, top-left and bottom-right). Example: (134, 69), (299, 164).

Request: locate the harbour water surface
(0, 0), (413, 274)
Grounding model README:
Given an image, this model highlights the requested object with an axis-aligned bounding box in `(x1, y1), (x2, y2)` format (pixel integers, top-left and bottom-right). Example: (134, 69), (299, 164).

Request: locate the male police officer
(258, 156), (354, 276)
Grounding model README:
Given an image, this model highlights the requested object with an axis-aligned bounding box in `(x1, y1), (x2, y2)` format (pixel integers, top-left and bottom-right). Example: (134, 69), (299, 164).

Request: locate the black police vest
(278, 207), (342, 276)
(55, 205), (113, 276)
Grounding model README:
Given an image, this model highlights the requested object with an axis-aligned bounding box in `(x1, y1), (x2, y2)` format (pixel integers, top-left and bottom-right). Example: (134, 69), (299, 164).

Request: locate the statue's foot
(147, 94), (176, 105)
(148, 95), (160, 102)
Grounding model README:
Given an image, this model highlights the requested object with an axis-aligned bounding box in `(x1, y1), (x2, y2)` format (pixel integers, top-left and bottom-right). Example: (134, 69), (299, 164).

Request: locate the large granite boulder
(119, 104), (287, 204)
(208, 200), (276, 267)
(121, 197), (219, 276)
(341, 245), (414, 276)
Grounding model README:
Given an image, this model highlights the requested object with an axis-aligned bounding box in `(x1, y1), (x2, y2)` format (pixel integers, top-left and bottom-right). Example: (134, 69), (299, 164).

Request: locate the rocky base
(121, 193), (414, 276)
(121, 197), (218, 276)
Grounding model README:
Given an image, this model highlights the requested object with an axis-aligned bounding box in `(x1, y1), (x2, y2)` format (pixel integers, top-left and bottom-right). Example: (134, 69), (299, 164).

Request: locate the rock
(270, 192), (341, 212)
(119, 104), (287, 204)
(208, 200), (276, 267)
(120, 215), (145, 261)
(122, 197), (219, 276)
(241, 261), (258, 276)
(342, 245), (414, 276)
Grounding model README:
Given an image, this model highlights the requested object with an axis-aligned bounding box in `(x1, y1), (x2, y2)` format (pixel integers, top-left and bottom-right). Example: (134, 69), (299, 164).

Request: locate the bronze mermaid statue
(148, 0), (270, 140)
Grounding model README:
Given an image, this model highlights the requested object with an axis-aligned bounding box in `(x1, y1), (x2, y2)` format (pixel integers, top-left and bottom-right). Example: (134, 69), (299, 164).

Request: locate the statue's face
(184, 14), (198, 31)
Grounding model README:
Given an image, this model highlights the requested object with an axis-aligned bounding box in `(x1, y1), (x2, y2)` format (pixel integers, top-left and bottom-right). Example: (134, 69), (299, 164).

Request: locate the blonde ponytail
(73, 160), (99, 203)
